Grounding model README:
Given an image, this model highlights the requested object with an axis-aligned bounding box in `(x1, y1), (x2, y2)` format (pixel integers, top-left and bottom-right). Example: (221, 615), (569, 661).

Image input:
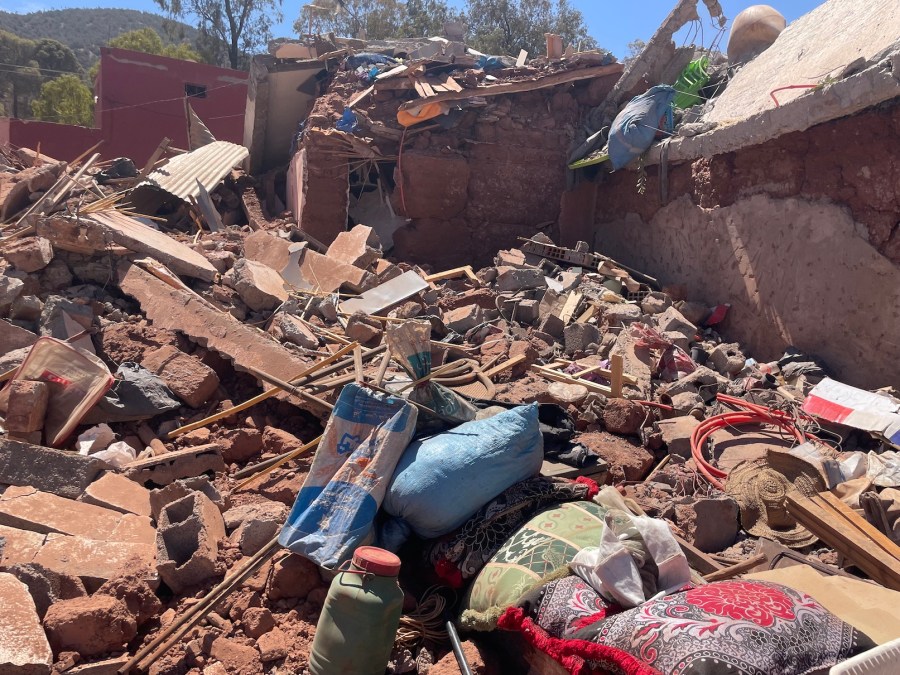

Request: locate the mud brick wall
(588, 102), (900, 388)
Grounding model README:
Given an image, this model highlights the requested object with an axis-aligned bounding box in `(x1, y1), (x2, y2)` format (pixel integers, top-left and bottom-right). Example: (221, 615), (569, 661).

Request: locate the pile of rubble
(2, 23), (900, 675)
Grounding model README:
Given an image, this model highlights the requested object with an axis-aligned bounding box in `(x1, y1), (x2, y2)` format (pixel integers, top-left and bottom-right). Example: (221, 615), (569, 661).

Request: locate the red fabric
(499, 607), (662, 675)
(575, 476), (600, 499)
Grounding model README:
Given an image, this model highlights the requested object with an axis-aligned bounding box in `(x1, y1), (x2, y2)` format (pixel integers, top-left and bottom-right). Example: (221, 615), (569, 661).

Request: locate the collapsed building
(1, 0), (899, 674)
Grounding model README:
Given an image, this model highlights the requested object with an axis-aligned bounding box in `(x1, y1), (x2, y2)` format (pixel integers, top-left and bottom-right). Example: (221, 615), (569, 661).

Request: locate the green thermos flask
(309, 547), (404, 674)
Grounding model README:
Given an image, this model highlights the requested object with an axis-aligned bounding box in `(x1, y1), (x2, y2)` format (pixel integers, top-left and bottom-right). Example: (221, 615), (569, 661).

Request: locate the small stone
(563, 322), (601, 355)
(255, 628), (288, 662)
(266, 554), (319, 601)
(209, 637), (263, 675)
(216, 428), (263, 464)
(601, 399), (646, 436)
(444, 304), (483, 333)
(5, 379), (49, 433)
(241, 606), (275, 639)
(577, 432), (654, 482)
(267, 313), (319, 350)
(708, 342), (746, 376)
(261, 427), (304, 456)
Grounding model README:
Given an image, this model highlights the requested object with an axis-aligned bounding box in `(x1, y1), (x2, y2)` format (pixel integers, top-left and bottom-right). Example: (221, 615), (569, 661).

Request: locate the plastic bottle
(309, 546), (404, 675)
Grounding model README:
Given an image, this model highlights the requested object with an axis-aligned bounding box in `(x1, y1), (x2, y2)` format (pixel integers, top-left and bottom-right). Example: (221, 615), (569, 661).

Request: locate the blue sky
(1, 0), (824, 58)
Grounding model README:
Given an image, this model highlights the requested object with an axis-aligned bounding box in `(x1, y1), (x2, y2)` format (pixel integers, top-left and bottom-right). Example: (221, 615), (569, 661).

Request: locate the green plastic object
(673, 56), (710, 110)
(569, 149), (610, 170)
(309, 547), (404, 675)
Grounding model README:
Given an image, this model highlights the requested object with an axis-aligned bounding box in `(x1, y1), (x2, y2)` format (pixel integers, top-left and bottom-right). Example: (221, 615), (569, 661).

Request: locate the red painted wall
(1, 48), (248, 166)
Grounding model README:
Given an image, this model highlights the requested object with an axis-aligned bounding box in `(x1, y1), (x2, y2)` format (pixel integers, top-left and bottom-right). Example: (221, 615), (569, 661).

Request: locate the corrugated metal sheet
(142, 140), (249, 201)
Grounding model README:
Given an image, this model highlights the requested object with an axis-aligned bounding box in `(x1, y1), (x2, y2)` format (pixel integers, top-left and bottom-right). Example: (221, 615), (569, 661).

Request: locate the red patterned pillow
(500, 580), (875, 675)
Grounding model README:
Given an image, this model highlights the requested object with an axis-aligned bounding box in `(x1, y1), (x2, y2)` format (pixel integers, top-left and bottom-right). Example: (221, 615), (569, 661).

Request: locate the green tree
(31, 74), (94, 126)
(401, 0), (464, 37)
(108, 27), (202, 61)
(0, 31), (81, 119)
(32, 39), (83, 77)
(154, 0), (282, 69)
(296, 0), (462, 40)
(464, 0), (597, 56)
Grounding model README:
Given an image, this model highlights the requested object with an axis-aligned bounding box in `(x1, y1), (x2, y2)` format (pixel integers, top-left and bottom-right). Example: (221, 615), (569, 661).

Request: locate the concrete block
(514, 298), (540, 324)
(156, 491), (226, 593)
(662, 330), (691, 352)
(495, 266), (546, 292)
(124, 444), (226, 487)
(444, 304), (484, 333)
(326, 224), (381, 269)
(224, 258), (289, 312)
(79, 472), (152, 518)
(656, 416), (702, 458)
(563, 322), (601, 355)
(676, 301), (709, 326)
(140, 346), (220, 409)
(602, 303), (642, 326)
(640, 291), (672, 315)
(0, 486), (155, 545)
(0, 572), (53, 674)
(674, 496), (740, 553)
(656, 306), (698, 339)
(5, 380), (49, 433)
(537, 312), (564, 339)
(2, 236), (54, 273)
(150, 477), (228, 521)
(708, 342), (746, 376)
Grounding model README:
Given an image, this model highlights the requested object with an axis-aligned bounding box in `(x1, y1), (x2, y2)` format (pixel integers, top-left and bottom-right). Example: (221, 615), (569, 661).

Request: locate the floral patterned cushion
(499, 580), (876, 675)
(516, 574), (615, 639)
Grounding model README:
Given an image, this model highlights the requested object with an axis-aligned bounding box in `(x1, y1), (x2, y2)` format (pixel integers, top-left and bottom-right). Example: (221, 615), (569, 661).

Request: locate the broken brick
(43, 594), (137, 658)
(141, 346), (220, 409)
(2, 236), (54, 273)
(298, 249), (375, 293)
(326, 224), (381, 269)
(78, 472), (152, 518)
(5, 379), (49, 433)
(0, 572), (53, 674)
(224, 258), (289, 312)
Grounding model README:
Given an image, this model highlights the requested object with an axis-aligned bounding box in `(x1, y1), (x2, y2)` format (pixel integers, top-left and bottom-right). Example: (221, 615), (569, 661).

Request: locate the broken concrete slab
(0, 486), (155, 546)
(85, 211), (217, 282)
(298, 249), (375, 293)
(564, 322), (601, 355)
(656, 306), (697, 340)
(657, 416), (702, 458)
(156, 491), (226, 593)
(0, 276), (24, 312)
(339, 270), (429, 316)
(124, 444), (226, 487)
(344, 312), (383, 345)
(32, 535), (156, 593)
(268, 312), (319, 349)
(0, 439), (111, 500)
(0, 319), (38, 353)
(326, 224), (381, 269)
(140, 345), (220, 409)
(78, 472), (152, 518)
(0, 572), (53, 675)
(4, 562), (87, 619)
(2, 236), (54, 273)
(444, 304), (484, 333)
(0, 524), (45, 567)
(495, 266), (547, 292)
(117, 262), (313, 389)
(224, 258), (289, 312)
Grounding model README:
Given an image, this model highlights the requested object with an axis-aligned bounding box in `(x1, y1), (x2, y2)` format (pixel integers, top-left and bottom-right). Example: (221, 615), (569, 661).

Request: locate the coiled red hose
(690, 394), (809, 490)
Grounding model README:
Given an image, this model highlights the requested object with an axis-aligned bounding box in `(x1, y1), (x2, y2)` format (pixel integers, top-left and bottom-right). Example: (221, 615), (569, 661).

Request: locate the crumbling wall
(590, 103), (900, 388)
(297, 69), (621, 267)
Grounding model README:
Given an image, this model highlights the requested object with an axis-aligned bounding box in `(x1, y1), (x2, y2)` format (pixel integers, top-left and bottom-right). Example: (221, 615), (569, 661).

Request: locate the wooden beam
(398, 64), (623, 111)
(483, 353), (527, 379)
(610, 353), (624, 398)
(703, 554), (767, 582)
(531, 364), (613, 396)
(423, 265), (478, 283)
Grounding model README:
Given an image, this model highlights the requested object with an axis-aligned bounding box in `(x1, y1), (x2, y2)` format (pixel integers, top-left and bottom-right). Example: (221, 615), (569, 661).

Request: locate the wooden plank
(703, 554), (767, 582)
(347, 84), (375, 109)
(814, 492), (900, 562)
(610, 354), (624, 398)
(423, 265), (477, 282)
(418, 78), (435, 97)
(576, 304), (596, 323)
(412, 78), (429, 98)
(375, 64), (408, 80)
(531, 365), (613, 396)
(786, 493), (900, 590)
(441, 74), (464, 92)
(483, 353), (527, 379)
(399, 64), (623, 111)
(672, 533), (724, 575)
(541, 458), (608, 481)
(558, 292), (582, 324)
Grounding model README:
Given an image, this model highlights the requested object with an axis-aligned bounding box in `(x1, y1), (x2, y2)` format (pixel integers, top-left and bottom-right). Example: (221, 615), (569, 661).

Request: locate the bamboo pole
(235, 436), (322, 491)
(245, 366), (334, 411)
(166, 343), (359, 439)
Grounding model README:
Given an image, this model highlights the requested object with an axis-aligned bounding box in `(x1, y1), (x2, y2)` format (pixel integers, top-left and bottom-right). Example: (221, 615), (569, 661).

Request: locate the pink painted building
(1, 47), (248, 165)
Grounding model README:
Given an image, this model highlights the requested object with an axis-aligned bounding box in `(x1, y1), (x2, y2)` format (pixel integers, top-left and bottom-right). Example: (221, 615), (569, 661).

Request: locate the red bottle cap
(352, 546), (401, 576)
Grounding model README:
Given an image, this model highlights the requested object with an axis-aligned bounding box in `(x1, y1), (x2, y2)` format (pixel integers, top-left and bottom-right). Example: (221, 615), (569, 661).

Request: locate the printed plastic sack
(4, 337), (114, 446)
(608, 84), (677, 170)
(278, 383), (417, 568)
(385, 320), (476, 425)
(381, 404), (543, 547)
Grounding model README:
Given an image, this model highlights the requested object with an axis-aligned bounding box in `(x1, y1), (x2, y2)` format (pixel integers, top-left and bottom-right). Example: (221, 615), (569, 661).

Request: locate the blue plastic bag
(278, 384), (417, 568)
(335, 109), (358, 133)
(607, 84), (677, 170)
(381, 404), (544, 547)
